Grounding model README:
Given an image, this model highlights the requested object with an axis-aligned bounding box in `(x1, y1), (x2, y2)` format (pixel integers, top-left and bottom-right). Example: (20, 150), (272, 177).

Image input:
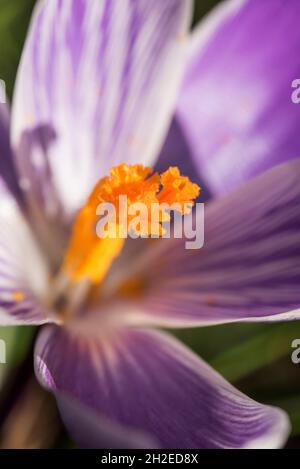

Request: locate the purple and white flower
(0, 0), (299, 448)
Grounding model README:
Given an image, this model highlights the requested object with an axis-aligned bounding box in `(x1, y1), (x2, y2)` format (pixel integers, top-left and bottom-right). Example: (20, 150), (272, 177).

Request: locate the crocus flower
(0, 0), (299, 449)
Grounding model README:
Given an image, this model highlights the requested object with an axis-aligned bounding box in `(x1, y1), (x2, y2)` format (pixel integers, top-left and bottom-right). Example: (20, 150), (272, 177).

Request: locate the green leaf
(193, 0), (221, 26)
(268, 396), (300, 436)
(210, 322), (300, 382)
(0, 0), (35, 100)
(0, 326), (35, 367)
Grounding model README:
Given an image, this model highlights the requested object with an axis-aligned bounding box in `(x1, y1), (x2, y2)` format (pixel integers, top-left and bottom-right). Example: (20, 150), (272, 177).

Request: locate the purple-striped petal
(0, 103), (22, 201)
(0, 184), (56, 325)
(177, 0), (300, 194)
(55, 393), (158, 449)
(11, 0), (192, 228)
(35, 325), (289, 448)
(127, 159), (300, 326)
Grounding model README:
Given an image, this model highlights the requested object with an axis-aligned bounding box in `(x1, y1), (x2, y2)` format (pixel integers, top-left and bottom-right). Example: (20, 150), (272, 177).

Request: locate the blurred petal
(0, 103), (22, 201)
(12, 0), (192, 225)
(131, 159), (300, 326)
(155, 118), (212, 201)
(56, 393), (158, 449)
(0, 183), (55, 325)
(177, 0), (300, 194)
(35, 325), (289, 448)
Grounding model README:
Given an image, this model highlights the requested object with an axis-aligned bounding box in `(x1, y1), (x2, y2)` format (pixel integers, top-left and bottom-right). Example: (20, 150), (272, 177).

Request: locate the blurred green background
(0, 0), (300, 448)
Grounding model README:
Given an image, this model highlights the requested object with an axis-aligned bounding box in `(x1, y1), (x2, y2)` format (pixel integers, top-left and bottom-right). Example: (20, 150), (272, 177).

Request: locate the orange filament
(62, 163), (200, 284)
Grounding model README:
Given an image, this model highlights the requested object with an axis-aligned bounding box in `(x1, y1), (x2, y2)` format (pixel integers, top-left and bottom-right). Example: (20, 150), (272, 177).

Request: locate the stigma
(62, 163), (200, 284)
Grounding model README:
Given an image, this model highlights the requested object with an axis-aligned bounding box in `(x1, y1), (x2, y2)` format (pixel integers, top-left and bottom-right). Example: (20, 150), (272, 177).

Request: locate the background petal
(11, 0), (193, 226)
(177, 0), (300, 194)
(0, 103), (22, 201)
(0, 182), (55, 325)
(35, 325), (290, 448)
(125, 159), (300, 326)
(155, 118), (212, 201)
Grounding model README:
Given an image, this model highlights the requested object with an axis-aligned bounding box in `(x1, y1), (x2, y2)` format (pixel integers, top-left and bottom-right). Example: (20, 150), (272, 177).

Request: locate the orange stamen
(62, 164), (200, 284)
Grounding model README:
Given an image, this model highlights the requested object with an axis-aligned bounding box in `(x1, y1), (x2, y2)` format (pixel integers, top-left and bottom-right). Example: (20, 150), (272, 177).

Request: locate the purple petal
(11, 0), (192, 226)
(35, 325), (289, 448)
(0, 103), (22, 201)
(130, 159), (300, 326)
(177, 0), (300, 194)
(0, 185), (56, 325)
(55, 393), (158, 449)
(155, 118), (212, 201)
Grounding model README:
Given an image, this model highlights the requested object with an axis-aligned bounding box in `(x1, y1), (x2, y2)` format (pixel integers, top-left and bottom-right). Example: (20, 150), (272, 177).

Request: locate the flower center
(61, 163), (200, 285)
